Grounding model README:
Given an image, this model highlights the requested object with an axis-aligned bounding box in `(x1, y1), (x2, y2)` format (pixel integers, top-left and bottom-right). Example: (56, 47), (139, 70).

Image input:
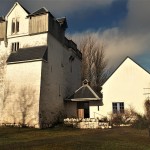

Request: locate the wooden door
(78, 109), (84, 118)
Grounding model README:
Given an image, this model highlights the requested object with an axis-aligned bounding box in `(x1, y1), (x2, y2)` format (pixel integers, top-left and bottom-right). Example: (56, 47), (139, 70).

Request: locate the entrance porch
(65, 79), (103, 119)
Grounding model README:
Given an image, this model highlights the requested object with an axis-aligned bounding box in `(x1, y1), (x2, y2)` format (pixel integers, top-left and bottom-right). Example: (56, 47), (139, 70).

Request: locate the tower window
(16, 18), (19, 32)
(11, 42), (19, 52)
(11, 18), (19, 34)
(12, 18), (15, 34)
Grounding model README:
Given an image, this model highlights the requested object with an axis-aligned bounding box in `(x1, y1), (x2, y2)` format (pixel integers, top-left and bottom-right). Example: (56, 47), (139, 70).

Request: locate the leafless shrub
(145, 99), (150, 123)
(110, 107), (137, 126)
(144, 99), (150, 136)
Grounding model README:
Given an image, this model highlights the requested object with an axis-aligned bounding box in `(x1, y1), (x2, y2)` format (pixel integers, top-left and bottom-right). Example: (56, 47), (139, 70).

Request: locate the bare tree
(79, 35), (108, 93)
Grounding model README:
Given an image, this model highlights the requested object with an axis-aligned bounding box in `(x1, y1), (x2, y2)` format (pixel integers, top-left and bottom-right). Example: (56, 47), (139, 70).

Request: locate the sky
(1, 0), (150, 71)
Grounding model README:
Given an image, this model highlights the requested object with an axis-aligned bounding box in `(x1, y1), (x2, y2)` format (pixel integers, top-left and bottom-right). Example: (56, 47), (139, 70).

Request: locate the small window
(16, 42), (19, 50)
(112, 103), (117, 113)
(112, 102), (124, 114)
(12, 18), (15, 34)
(98, 106), (100, 111)
(11, 42), (19, 52)
(12, 43), (15, 51)
(16, 18), (19, 32)
(120, 102), (124, 113)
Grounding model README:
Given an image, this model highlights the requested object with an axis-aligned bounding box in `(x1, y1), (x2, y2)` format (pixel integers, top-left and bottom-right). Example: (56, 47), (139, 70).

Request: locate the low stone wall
(64, 118), (112, 129)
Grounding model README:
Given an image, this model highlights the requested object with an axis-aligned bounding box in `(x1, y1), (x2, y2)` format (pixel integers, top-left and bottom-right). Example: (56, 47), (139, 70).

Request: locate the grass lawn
(0, 126), (150, 150)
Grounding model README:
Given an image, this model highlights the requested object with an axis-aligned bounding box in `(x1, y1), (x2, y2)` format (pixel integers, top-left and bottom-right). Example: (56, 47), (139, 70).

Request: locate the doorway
(77, 102), (89, 118)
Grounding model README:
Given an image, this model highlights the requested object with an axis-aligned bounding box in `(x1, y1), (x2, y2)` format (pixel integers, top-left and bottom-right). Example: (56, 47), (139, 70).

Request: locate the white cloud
(69, 0), (150, 69)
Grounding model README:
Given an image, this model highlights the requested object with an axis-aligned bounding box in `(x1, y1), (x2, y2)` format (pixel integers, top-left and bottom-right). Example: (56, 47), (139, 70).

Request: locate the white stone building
(100, 57), (150, 118)
(1, 3), (149, 128)
(0, 2), (82, 128)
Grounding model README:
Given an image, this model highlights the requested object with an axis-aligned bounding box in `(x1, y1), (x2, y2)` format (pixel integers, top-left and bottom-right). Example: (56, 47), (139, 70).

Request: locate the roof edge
(6, 2), (30, 18)
(102, 56), (150, 86)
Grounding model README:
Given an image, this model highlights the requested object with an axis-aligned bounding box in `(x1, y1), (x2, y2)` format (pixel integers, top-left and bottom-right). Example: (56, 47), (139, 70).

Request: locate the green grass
(0, 126), (150, 150)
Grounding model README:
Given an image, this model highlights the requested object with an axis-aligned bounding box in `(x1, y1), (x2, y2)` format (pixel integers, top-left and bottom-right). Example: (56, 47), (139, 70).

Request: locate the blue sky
(67, 0), (128, 33)
(1, 0), (150, 71)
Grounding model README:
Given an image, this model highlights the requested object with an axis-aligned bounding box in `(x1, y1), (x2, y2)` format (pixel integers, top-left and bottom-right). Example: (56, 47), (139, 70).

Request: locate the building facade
(0, 2), (82, 128)
(101, 57), (150, 118)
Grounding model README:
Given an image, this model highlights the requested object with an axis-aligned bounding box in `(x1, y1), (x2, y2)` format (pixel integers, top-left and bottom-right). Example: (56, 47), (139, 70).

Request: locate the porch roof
(65, 80), (101, 102)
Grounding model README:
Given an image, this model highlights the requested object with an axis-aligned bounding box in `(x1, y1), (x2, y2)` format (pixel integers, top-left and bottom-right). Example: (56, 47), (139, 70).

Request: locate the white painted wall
(0, 5), (47, 128)
(39, 33), (81, 124)
(0, 32), (47, 57)
(1, 61), (42, 128)
(100, 58), (150, 118)
(89, 101), (103, 119)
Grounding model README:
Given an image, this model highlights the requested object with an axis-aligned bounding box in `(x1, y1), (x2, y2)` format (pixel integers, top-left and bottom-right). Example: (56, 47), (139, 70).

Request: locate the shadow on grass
(0, 126), (150, 150)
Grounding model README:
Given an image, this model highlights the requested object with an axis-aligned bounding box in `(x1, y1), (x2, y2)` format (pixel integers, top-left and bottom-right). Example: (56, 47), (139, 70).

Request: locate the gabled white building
(101, 57), (150, 118)
(0, 2), (82, 128)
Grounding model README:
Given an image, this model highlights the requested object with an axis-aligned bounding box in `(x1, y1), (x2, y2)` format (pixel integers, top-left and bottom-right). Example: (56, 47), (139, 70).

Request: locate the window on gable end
(11, 18), (20, 34)
(12, 18), (15, 34)
(16, 18), (19, 32)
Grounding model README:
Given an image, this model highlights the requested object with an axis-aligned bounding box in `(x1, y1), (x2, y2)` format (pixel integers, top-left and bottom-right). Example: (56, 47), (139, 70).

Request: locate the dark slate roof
(0, 16), (5, 22)
(65, 81), (101, 101)
(28, 7), (49, 17)
(7, 45), (48, 63)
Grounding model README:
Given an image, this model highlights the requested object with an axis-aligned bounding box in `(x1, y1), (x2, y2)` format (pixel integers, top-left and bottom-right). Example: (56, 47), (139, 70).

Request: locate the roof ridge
(102, 56), (150, 86)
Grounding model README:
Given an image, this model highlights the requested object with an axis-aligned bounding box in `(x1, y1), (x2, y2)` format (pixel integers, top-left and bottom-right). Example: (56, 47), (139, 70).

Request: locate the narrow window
(16, 18), (19, 32)
(120, 102), (124, 113)
(14, 43), (16, 52)
(12, 18), (15, 34)
(16, 42), (19, 50)
(11, 43), (15, 51)
(98, 106), (100, 111)
(112, 103), (117, 113)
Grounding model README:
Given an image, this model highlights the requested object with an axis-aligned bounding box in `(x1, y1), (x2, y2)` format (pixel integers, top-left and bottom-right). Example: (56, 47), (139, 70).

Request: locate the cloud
(122, 0), (150, 34)
(69, 0), (150, 70)
(69, 29), (150, 68)
(17, 0), (114, 16)
(0, 0), (114, 16)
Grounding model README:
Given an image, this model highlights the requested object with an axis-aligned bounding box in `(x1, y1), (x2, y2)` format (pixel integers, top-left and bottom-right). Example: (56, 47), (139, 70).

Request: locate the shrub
(145, 100), (150, 123)
(111, 113), (123, 126)
(131, 114), (149, 129)
(110, 107), (137, 126)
